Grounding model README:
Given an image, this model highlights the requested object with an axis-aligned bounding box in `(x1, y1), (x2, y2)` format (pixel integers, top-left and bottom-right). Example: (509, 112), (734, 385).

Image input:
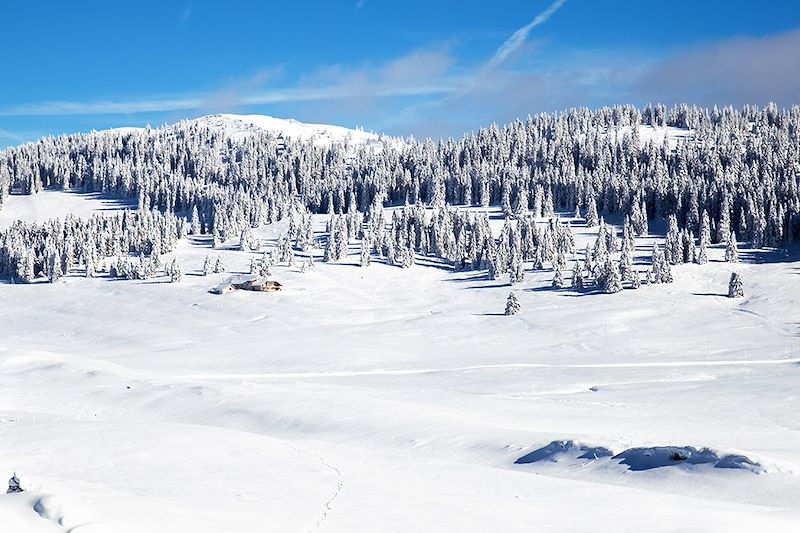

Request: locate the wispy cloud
(384, 1), (568, 134)
(486, 0), (567, 70)
(180, 6), (192, 23)
(354, 0), (365, 11)
(0, 50), (459, 117)
(0, 128), (24, 143)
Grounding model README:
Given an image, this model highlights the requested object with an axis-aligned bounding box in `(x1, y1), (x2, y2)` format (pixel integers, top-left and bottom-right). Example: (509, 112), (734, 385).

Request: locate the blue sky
(1, 0), (799, 147)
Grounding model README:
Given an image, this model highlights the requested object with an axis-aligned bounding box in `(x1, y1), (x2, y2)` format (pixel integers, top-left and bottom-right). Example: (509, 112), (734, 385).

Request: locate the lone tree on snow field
(505, 291), (521, 315)
(728, 272), (744, 298)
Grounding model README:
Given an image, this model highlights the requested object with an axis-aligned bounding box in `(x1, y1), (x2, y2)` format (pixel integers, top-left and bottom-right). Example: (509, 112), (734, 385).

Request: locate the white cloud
(635, 28), (800, 108)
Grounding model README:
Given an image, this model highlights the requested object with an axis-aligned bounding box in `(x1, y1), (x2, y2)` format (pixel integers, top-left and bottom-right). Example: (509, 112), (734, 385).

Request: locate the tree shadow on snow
(464, 283), (511, 290)
(737, 244), (800, 265)
(447, 272), (489, 283)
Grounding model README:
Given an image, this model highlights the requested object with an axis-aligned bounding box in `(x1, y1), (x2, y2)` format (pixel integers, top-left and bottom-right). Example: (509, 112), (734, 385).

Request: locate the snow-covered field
(1, 193), (800, 532)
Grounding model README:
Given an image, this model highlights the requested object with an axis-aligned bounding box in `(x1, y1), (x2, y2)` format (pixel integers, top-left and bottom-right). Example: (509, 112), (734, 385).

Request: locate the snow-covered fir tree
(360, 235), (371, 267)
(728, 272), (744, 298)
(603, 260), (623, 294)
(213, 256), (225, 274)
(725, 231), (739, 263)
(571, 261), (585, 289)
(552, 267), (565, 288)
(168, 258), (183, 282)
(505, 291), (521, 316)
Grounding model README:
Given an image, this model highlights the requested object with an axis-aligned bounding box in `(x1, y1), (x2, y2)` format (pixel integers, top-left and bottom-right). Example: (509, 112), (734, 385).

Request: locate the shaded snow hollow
(515, 441), (762, 473)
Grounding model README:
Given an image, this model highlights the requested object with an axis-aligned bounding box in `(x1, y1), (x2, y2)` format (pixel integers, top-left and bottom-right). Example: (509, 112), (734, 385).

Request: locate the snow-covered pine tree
(202, 254), (213, 276)
(619, 243), (634, 281)
(509, 248), (524, 285)
(85, 257), (95, 278)
(401, 243), (414, 268)
(531, 244), (544, 270)
(728, 272), (744, 298)
(190, 205), (201, 235)
(571, 261), (585, 289)
(584, 242), (594, 274)
(665, 215), (681, 264)
(603, 259), (623, 293)
(585, 195), (599, 227)
(650, 243), (663, 284)
(214, 256), (225, 273)
(697, 210), (711, 264)
(49, 253), (62, 283)
(323, 232), (335, 262)
(725, 231), (739, 263)
(360, 235), (371, 267)
(170, 258), (183, 282)
(659, 252), (673, 283)
(552, 267), (565, 288)
(631, 269), (641, 289)
(20, 252), (35, 283)
(505, 291), (521, 315)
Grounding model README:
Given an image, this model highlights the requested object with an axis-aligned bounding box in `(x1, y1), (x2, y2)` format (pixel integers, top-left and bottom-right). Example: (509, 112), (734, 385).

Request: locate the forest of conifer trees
(0, 103), (798, 286)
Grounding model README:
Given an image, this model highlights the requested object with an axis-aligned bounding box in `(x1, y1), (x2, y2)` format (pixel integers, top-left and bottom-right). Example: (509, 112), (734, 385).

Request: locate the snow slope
(0, 191), (134, 228)
(1, 201), (800, 532)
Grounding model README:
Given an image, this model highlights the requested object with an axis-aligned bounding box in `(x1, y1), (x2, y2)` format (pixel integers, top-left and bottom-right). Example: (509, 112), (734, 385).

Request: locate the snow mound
(516, 441), (762, 473)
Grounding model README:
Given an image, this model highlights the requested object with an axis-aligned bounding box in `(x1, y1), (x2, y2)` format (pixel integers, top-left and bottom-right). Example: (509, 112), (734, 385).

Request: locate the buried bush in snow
(7, 472), (28, 493)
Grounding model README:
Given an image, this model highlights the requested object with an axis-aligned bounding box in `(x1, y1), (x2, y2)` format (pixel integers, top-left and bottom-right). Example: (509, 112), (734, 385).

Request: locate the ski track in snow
(180, 357), (800, 381)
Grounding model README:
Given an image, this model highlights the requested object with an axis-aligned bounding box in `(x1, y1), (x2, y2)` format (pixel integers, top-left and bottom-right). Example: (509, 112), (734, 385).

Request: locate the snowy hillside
(1, 202), (799, 532)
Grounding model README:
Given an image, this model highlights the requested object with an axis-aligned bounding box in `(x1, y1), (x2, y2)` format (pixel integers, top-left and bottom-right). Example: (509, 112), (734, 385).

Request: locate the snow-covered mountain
(190, 113), (393, 149)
